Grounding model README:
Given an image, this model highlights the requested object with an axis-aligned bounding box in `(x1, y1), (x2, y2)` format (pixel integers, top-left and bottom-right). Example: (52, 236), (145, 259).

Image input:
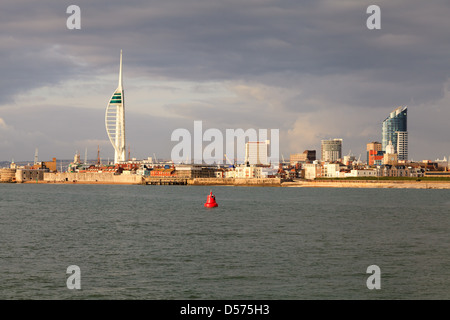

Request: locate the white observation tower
(105, 50), (126, 163)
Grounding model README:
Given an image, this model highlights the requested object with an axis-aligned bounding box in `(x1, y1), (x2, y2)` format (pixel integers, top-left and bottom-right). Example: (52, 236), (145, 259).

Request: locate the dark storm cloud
(3, 0), (450, 104)
(1, 0), (450, 160)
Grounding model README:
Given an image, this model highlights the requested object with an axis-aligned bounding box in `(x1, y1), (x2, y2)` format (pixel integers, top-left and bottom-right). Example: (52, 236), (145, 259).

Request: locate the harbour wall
(43, 172), (144, 184)
(0, 168), (16, 182)
(283, 180), (450, 189)
(42, 174), (281, 186)
(188, 178), (282, 186)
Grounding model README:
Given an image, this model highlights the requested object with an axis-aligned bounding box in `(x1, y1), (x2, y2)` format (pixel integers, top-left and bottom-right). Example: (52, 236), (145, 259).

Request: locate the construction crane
(224, 154), (233, 166)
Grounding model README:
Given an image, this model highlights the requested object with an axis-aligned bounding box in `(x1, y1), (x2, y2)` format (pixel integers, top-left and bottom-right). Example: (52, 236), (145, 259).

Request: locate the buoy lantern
(204, 191), (218, 208)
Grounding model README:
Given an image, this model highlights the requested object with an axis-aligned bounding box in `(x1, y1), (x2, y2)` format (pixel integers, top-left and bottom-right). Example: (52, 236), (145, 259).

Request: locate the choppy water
(0, 184), (449, 299)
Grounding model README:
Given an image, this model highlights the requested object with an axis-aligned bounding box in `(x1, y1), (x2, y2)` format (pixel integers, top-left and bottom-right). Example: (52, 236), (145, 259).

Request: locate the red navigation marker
(204, 191), (218, 208)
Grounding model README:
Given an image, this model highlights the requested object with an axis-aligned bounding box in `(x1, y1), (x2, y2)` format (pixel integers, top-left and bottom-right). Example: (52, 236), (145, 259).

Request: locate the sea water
(0, 184), (449, 299)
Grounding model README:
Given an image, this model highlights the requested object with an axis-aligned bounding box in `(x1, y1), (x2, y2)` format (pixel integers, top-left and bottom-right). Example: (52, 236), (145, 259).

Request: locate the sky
(1, 0), (450, 162)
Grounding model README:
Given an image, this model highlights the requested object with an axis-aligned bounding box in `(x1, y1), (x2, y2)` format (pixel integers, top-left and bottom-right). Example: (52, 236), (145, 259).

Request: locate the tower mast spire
(105, 50), (126, 164)
(118, 49), (123, 89)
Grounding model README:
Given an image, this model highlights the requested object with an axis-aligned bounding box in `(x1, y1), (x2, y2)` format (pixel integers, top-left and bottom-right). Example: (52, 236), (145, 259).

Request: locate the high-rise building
(396, 131), (408, 161)
(321, 139), (342, 162)
(105, 50), (126, 164)
(382, 106), (407, 156)
(245, 141), (269, 165)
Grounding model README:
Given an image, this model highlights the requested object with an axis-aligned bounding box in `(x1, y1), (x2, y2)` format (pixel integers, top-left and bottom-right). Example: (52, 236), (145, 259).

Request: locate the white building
(245, 141), (269, 165)
(323, 163), (341, 178)
(345, 169), (378, 177)
(225, 165), (276, 178)
(303, 163), (322, 180)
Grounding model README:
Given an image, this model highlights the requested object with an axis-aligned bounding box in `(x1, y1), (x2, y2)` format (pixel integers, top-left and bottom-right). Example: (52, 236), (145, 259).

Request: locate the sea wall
(282, 180), (450, 189)
(188, 178), (282, 186)
(43, 172), (144, 184)
(0, 168), (16, 182)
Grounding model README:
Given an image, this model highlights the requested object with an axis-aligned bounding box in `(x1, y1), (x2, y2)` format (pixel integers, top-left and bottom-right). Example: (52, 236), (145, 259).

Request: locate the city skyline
(1, 1), (450, 162)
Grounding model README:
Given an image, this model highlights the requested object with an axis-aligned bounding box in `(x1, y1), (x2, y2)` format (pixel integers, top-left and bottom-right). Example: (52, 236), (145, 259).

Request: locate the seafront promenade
(282, 179), (450, 189)
(6, 171), (450, 188)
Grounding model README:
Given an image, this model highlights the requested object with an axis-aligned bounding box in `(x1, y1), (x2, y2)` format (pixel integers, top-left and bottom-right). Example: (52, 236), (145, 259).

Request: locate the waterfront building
(345, 169), (378, 177)
(105, 50), (126, 164)
(15, 168), (49, 182)
(303, 163), (322, 180)
(236, 166), (261, 178)
(323, 163), (341, 178)
(174, 164), (216, 178)
(321, 139), (342, 162)
(381, 165), (423, 178)
(0, 168), (16, 182)
(150, 168), (176, 177)
(224, 165), (276, 179)
(30, 157), (57, 172)
(382, 106), (407, 155)
(290, 150), (316, 165)
(245, 141), (269, 165)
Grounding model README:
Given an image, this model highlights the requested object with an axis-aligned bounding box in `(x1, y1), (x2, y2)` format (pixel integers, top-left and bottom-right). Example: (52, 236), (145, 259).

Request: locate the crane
(224, 154), (233, 166)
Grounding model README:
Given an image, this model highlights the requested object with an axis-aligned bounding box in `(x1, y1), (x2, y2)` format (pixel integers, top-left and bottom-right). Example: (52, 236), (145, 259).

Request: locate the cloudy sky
(1, 0), (450, 162)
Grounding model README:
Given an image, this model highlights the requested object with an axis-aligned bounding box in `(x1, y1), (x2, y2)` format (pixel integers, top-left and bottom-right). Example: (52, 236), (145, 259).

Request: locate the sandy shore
(282, 180), (450, 189)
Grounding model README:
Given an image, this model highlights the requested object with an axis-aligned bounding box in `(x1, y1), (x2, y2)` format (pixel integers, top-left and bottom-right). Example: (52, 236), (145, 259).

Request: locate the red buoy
(204, 191), (218, 208)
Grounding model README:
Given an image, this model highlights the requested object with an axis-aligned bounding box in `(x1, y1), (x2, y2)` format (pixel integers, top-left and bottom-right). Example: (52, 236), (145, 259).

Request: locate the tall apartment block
(321, 139), (342, 162)
(382, 106), (408, 161)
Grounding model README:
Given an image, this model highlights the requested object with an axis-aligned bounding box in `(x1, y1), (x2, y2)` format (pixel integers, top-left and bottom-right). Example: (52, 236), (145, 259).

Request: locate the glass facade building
(382, 106), (407, 158)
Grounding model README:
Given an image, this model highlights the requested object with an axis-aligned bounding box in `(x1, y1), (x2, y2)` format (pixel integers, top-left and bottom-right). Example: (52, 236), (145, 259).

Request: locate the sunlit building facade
(382, 106), (407, 160)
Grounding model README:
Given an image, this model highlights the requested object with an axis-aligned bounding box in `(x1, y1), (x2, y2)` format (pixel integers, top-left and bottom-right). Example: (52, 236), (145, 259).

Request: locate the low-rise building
(290, 150), (316, 165)
(323, 163), (341, 178)
(345, 169), (378, 177)
(225, 165), (277, 179)
(174, 164), (216, 178)
(303, 163), (322, 180)
(15, 168), (49, 182)
(150, 168), (176, 176)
